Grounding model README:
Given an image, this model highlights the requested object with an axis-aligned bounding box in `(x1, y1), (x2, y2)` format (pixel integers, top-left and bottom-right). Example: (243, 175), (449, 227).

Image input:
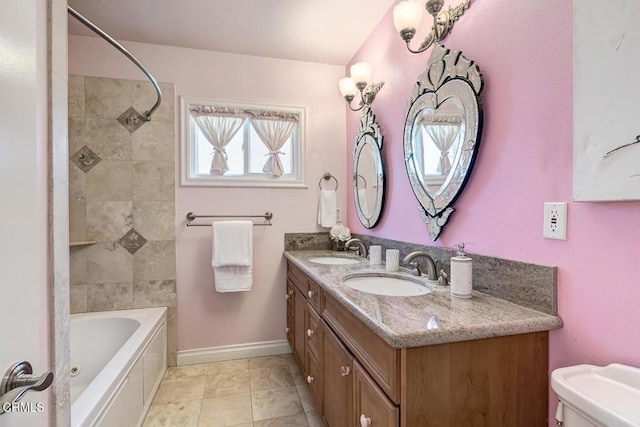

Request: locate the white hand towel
(212, 221), (253, 267)
(317, 190), (337, 228)
(212, 221), (253, 292)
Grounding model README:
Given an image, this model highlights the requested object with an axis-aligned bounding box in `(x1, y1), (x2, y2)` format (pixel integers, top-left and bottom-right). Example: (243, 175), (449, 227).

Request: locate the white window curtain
(191, 108), (244, 175)
(249, 114), (298, 177)
(423, 124), (461, 175)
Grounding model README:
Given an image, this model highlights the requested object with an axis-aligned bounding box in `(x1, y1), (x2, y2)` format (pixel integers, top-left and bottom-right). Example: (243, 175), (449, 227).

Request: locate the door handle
(0, 361), (53, 415)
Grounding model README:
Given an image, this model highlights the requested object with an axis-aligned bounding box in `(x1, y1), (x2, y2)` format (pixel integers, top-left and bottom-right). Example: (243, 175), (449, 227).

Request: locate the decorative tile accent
(70, 145), (101, 173)
(119, 228), (147, 255)
(117, 107), (147, 134)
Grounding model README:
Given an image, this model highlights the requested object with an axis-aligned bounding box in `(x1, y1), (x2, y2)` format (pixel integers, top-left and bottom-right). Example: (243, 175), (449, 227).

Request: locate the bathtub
(70, 307), (167, 427)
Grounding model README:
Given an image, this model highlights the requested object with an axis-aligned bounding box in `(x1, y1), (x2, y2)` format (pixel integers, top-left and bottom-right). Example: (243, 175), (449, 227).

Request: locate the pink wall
(346, 1), (640, 423)
(69, 36), (347, 352)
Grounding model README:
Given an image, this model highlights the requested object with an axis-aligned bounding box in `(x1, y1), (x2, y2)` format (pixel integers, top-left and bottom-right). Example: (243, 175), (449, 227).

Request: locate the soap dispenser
(450, 243), (473, 298)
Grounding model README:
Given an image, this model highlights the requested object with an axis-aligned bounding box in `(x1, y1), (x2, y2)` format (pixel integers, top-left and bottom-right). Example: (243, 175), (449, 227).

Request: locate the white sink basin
(342, 274), (432, 297)
(307, 256), (361, 265)
(551, 363), (640, 427)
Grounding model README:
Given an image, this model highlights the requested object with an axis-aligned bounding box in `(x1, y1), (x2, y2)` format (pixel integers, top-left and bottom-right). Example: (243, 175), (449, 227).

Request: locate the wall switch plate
(543, 202), (567, 240)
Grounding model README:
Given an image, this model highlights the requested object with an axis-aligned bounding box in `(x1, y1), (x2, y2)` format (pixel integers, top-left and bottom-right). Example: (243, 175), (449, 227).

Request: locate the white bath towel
(212, 221), (253, 292)
(317, 190), (337, 227)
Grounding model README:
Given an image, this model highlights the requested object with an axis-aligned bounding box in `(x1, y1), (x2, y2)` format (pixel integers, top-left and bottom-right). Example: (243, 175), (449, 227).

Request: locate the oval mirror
(354, 107), (384, 228)
(403, 44), (483, 240)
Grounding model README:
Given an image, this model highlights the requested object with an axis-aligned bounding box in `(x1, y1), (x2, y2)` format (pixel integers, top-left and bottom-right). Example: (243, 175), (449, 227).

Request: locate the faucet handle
(435, 260), (449, 286)
(407, 261), (422, 276)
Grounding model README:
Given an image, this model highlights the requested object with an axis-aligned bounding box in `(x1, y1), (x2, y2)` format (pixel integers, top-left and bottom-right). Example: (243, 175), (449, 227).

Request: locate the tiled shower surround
(68, 76), (178, 365)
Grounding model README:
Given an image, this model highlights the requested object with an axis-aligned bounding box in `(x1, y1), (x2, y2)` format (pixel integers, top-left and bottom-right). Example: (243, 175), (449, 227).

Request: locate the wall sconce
(393, 0), (470, 54)
(338, 62), (384, 112)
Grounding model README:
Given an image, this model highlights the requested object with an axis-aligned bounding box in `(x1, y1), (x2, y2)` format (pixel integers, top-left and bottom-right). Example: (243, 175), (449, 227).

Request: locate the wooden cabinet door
(322, 321), (353, 427)
(354, 361), (399, 427)
(286, 280), (295, 351)
(294, 286), (306, 370)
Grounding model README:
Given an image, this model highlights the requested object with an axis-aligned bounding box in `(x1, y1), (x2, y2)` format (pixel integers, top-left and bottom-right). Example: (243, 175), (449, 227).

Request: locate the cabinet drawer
(287, 261), (308, 294)
(323, 293), (401, 404)
(305, 304), (322, 362)
(354, 361), (399, 427)
(307, 279), (322, 312)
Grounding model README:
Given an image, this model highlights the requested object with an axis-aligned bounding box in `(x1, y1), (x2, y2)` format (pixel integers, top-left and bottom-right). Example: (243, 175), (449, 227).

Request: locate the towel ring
(318, 172), (338, 191)
(356, 174), (367, 189)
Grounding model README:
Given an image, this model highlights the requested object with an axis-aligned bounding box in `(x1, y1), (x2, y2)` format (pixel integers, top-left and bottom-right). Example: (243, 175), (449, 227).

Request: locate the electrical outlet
(543, 202), (567, 240)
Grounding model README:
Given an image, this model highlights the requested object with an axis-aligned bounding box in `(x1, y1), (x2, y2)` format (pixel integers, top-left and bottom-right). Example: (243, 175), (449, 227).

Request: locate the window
(181, 97), (306, 187)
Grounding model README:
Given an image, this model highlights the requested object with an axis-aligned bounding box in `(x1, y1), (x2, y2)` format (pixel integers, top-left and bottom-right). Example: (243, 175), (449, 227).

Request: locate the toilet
(551, 363), (640, 427)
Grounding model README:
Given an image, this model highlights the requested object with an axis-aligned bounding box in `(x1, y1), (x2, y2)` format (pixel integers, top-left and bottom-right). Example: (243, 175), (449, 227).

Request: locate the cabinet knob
(306, 329), (314, 337)
(306, 375), (314, 384)
(287, 289), (293, 295)
(285, 294), (290, 300)
(285, 327), (291, 333)
(340, 366), (351, 376)
(360, 414), (372, 427)
(307, 290), (314, 299)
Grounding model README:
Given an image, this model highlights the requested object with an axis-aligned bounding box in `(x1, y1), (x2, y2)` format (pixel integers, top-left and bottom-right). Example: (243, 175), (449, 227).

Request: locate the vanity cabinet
(286, 260), (549, 427)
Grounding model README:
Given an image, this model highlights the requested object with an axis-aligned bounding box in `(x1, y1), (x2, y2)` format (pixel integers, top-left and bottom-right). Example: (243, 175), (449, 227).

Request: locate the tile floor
(143, 354), (324, 427)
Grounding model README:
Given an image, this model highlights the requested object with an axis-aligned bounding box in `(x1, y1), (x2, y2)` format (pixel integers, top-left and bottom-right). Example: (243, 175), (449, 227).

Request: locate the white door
(0, 0), (53, 426)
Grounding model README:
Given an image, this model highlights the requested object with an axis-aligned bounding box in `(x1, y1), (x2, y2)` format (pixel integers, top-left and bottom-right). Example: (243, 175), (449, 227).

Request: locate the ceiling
(67, 0), (396, 66)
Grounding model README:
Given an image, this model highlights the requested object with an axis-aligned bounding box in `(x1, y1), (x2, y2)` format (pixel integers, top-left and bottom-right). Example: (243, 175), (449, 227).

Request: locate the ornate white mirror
(403, 43), (483, 240)
(353, 107), (385, 228)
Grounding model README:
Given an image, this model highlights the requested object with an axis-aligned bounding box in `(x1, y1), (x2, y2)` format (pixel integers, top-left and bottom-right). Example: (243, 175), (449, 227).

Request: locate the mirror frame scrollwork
(403, 43), (483, 240)
(353, 106), (385, 229)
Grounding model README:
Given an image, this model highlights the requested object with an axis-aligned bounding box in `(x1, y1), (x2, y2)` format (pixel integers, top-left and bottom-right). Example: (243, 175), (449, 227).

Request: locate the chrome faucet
(402, 251), (438, 279)
(345, 238), (368, 258)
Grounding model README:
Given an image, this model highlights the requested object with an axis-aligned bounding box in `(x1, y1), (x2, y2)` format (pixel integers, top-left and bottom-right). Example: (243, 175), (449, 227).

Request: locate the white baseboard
(177, 339), (292, 366)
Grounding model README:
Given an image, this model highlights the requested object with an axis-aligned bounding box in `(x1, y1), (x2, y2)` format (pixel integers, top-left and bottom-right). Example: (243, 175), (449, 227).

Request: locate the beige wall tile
(85, 242), (133, 283)
(69, 163), (86, 203)
(132, 201), (175, 241)
(86, 160), (133, 202)
(143, 401), (200, 427)
(86, 118), (133, 160)
(69, 246), (88, 285)
(132, 161), (174, 201)
(70, 284), (87, 314)
(133, 280), (176, 308)
(86, 282), (133, 311)
(68, 117), (85, 155)
(132, 81), (175, 123)
(68, 75), (85, 118)
(85, 77), (132, 119)
(199, 393), (253, 427)
(86, 201), (133, 242)
(133, 240), (176, 281)
(132, 122), (175, 162)
(69, 201), (87, 243)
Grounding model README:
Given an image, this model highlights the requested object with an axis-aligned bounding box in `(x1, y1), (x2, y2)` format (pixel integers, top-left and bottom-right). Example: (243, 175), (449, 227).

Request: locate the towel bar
(185, 212), (273, 227)
(319, 172), (338, 191)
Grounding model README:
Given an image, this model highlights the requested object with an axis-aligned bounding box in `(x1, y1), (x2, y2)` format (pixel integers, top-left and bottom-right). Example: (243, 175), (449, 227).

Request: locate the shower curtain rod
(67, 6), (162, 121)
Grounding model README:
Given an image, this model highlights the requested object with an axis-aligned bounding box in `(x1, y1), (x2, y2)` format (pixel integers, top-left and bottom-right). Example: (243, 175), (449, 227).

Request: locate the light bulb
(393, 0), (423, 33)
(338, 77), (358, 97)
(350, 62), (372, 86)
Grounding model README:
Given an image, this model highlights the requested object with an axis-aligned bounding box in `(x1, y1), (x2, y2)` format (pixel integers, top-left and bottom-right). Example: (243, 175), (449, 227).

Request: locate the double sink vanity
(284, 248), (563, 427)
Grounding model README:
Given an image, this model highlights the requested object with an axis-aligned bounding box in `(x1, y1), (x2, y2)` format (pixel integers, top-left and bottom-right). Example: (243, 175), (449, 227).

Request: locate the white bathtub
(71, 307), (167, 427)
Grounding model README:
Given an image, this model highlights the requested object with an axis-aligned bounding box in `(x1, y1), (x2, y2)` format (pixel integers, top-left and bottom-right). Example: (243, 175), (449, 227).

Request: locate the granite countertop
(284, 250), (564, 349)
